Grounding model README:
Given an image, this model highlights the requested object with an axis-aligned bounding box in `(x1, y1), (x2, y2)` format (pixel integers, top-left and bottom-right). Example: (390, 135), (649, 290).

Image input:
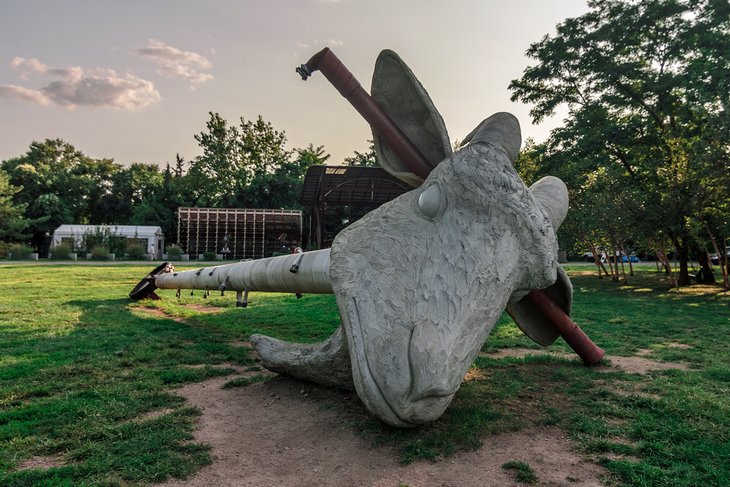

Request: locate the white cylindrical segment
(154, 249), (334, 294)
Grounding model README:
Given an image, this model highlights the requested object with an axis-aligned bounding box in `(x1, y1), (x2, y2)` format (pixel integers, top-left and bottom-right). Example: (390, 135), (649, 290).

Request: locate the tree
(1, 139), (121, 248)
(0, 170), (34, 241)
(188, 112), (327, 209)
(343, 140), (379, 167)
(510, 0), (730, 285)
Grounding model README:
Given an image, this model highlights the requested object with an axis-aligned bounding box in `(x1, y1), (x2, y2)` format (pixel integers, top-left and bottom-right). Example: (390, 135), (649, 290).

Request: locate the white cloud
(2, 58), (160, 110)
(0, 85), (50, 105)
(10, 57), (49, 80)
(132, 39), (214, 84)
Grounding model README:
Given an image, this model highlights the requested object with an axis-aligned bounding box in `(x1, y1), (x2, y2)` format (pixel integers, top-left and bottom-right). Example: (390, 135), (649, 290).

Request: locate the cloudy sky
(0, 0), (588, 167)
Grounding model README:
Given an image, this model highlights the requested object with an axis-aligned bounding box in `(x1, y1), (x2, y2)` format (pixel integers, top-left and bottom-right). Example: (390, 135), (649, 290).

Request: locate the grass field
(0, 263), (727, 486)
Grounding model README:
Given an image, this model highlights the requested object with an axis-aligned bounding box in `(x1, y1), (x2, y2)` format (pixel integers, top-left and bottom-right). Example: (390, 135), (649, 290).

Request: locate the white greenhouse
(52, 225), (165, 259)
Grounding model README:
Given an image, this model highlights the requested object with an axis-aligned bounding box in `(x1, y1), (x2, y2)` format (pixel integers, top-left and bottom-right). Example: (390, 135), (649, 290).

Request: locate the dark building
(300, 165), (411, 249)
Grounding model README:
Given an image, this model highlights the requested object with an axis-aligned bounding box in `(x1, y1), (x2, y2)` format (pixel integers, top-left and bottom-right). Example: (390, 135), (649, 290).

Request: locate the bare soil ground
(484, 347), (689, 374)
(15, 455), (65, 471)
(163, 375), (608, 487)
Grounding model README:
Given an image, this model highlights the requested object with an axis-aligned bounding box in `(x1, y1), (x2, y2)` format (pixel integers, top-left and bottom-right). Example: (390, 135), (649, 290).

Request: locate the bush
(166, 245), (182, 260)
(203, 251), (217, 261)
(109, 236), (128, 257)
(50, 243), (73, 260)
(8, 244), (33, 259)
(126, 244), (146, 260)
(90, 245), (111, 260)
(0, 242), (10, 259)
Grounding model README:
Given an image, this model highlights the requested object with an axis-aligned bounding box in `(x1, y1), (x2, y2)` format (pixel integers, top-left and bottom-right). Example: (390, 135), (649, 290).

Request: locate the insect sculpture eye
(417, 184), (442, 218)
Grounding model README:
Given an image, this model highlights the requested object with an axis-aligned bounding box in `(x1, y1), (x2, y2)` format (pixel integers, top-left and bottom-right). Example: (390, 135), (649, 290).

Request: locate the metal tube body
(155, 250), (333, 294)
(301, 48), (432, 180)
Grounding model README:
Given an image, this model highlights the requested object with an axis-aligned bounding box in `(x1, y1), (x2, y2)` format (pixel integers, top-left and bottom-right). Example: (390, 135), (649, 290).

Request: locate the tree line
(0, 113), (330, 254)
(511, 0), (729, 289)
(1, 0), (727, 290)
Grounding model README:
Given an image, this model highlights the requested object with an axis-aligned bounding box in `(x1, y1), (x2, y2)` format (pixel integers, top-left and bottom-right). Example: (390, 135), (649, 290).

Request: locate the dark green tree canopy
(510, 0), (730, 285)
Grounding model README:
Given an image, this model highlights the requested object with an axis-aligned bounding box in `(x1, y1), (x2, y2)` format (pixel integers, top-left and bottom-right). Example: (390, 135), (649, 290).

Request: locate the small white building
(52, 225), (165, 258)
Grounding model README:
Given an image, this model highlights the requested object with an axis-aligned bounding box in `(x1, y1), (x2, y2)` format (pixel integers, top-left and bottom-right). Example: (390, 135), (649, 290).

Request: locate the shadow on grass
(0, 296), (256, 486)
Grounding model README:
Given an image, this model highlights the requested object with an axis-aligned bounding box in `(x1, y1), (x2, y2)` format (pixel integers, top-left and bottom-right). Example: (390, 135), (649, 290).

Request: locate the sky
(0, 0), (589, 167)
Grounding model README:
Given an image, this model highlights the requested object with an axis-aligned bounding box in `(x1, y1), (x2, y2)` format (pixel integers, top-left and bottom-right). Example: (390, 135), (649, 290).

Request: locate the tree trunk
(620, 242), (634, 276)
(672, 236), (691, 286)
(612, 239), (627, 283)
(605, 247), (617, 281)
(694, 251), (716, 284)
(618, 249), (628, 283)
(725, 237), (730, 281)
(708, 231), (729, 291)
(589, 242), (609, 278)
(657, 241), (678, 288)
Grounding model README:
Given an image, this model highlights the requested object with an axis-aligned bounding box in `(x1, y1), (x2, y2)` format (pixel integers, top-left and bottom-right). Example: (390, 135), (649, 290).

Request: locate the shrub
(109, 236), (128, 257)
(126, 244), (146, 260)
(166, 245), (182, 260)
(90, 245), (111, 260)
(50, 243), (73, 260)
(8, 244), (33, 260)
(0, 242), (10, 259)
(203, 251), (217, 261)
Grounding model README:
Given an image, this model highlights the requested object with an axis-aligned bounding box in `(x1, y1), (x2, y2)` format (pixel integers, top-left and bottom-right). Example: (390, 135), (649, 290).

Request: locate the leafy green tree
(343, 140), (379, 167)
(1, 139), (121, 248)
(0, 170), (34, 241)
(510, 0), (730, 285)
(189, 112), (328, 209)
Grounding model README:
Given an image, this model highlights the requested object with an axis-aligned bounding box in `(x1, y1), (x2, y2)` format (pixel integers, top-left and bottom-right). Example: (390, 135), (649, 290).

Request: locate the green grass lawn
(0, 263), (727, 486)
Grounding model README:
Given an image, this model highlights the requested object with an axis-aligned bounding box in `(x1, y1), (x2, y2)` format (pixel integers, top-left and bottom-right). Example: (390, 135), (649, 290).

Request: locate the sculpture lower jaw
(344, 296), (454, 427)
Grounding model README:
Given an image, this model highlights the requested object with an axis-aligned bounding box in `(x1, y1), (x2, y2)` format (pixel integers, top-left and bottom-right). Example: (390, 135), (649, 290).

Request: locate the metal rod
(298, 48), (432, 180)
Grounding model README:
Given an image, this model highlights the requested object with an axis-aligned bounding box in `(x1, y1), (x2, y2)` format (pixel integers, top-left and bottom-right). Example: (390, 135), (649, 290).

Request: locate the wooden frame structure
(177, 208), (302, 260)
(300, 165), (411, 249)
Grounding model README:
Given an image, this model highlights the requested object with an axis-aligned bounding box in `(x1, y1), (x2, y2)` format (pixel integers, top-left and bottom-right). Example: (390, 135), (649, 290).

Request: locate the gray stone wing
(371, 49), (452, 187)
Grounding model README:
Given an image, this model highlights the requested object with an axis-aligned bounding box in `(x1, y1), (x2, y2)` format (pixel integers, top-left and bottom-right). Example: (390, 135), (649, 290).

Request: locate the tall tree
(510, 0), (730, 285)
(0, 170), (34, 241)
(343, 140), (379, 167)
(188, 112), (325, 209)
(1, 139), (121, 248)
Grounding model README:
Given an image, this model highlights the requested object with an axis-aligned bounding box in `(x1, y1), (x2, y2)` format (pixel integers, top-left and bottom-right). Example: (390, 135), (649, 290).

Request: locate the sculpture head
(328, 51), (571, 427)
(248, 49), (574, 428)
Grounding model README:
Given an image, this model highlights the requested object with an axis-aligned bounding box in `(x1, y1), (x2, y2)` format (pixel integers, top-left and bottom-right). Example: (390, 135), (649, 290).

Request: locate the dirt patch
(136, 306), (186, 323)
(15, 455), (65, 471)
(163, 375), (607, 487)
(598, 355), (688, 374)
(483, 348), (688, 375)
(636, 342), (692, 357)
(484, 348), (575, 360)
(183, 304), (224, 314)
(138, 408), (176, 422)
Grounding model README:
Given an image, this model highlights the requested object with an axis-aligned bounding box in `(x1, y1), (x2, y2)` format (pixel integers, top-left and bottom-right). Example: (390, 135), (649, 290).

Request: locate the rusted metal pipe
(526, 290), (605, 365)
(299, 48), (604, 365)
(297, 48), (432, 180)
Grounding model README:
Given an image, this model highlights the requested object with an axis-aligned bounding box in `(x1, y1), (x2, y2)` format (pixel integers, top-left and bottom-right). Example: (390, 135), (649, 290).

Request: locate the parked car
(621, 254), (640, 263)
(582, 251), (595, 262)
